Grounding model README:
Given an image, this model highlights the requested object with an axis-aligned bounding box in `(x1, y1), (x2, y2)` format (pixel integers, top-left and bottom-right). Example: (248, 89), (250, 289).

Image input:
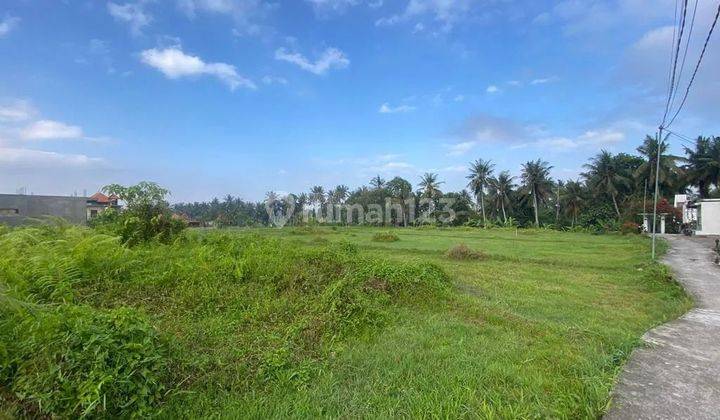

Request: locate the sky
(1, 0), (719, 202)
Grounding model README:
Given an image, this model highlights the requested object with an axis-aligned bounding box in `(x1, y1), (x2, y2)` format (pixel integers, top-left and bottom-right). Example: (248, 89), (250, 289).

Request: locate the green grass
(0, 225), (691, 418)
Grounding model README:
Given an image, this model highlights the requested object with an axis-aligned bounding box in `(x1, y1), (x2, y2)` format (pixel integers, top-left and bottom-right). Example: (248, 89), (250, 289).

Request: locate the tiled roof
(89, 192), (112, 203)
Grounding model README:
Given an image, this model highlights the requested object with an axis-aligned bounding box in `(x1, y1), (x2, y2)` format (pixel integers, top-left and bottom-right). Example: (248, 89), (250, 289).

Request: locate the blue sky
(1, 0), (719, 202)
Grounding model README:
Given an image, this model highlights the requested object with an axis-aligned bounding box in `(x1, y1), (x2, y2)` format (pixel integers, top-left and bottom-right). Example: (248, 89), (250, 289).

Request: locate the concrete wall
(0, 194), (88, 226)
(697, 199), (720, 235)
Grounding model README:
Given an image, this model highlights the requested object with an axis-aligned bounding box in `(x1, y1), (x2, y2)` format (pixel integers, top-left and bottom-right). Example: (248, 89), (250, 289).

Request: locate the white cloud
(0, 147), (104, 168)
(513, 129), (626, 151)
(20, 120), (84, 140)
(486, 85), (500, 94)
(0, 16), (20, 38)
(530, 77), (558, 85)
(446, 140), (477, 156)
(379, 103), (416, 113)
(376, 0), (474, 31)
(0, 100), (35, 122)
(274, 47), (349, 75)
(178, 0), (269, 32)
(261, 75), (288, 85)
(108, 2), (152, 36)
(140, 46), (256, 90)
(453, 94), (464, 102)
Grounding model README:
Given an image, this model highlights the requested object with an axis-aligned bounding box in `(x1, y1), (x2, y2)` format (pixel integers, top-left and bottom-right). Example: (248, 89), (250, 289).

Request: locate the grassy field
(0, 225), (691, 418)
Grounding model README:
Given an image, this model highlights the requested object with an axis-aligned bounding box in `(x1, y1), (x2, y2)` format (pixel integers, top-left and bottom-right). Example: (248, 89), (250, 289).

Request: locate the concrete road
(605, 235), (720, 419)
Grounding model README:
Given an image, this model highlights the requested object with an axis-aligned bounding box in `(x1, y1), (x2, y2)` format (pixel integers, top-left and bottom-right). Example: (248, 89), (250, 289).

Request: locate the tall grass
(0, 225), (450, 417)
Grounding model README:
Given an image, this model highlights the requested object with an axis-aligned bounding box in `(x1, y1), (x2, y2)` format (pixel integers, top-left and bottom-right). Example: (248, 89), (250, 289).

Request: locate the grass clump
(372, 232), (399, 242)
(446, 243), (487, 260)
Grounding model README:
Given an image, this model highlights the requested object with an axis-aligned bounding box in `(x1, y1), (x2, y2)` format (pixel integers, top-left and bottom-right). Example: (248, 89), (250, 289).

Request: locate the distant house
(172, 212), (202, 227)
(86, 192), (121, 220)
(675, 194), (720, 236)
(0, 192), (123, 226)
(0, 194), (90, 226)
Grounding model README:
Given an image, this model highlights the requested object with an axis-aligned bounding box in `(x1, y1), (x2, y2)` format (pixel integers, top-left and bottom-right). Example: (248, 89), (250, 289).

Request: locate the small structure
(172, 212), (202, 227)
(674, 194), (698, 224)
(86, 192), (120, 220)
(0, 194), (89, 226)
(638, 213), (669, 234)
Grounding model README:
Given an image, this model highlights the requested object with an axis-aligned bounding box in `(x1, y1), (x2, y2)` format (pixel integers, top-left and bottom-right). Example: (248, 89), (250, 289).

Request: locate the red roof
(89, 192), (114, 204)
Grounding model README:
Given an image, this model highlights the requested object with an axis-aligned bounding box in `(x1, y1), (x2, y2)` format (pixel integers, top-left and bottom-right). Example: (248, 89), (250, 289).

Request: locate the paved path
(605, 235), (720, 419)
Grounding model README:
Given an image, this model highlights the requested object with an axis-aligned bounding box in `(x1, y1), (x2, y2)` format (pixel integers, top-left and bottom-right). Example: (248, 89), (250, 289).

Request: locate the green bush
(93, 182), (186, 246)
(372, 232), (399, 242)
(0, 305), (169, 418)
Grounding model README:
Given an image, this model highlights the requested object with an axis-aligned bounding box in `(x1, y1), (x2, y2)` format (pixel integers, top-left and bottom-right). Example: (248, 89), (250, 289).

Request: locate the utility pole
(651, 128), (663, 260)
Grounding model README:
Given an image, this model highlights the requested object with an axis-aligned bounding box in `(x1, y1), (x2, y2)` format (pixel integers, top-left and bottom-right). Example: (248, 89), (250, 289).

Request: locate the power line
(665, 1), (720, 129)
(668, 0), (699, 114)
(665, 129), (696, 148)
(663, 0), (680, 114)
(661, 0), (689, 125)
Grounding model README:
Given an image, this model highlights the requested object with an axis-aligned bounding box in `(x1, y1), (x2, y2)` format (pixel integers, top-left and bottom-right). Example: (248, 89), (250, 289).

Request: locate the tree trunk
(480, 191), (486, 224)
(700, 180), (709, 199)
(533, 187), (539, 227)
(611, 193), (620, 218)
(501, 200), (507, 223)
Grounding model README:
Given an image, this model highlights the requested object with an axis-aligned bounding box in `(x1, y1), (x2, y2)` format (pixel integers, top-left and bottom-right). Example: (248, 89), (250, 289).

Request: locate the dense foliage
(0, 223), (450, 418)
(171, 135), (720, 231)
(91, 181), (186, 245)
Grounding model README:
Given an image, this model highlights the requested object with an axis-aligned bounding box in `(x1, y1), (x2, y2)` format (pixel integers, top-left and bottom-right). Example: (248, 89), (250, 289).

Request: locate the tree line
(172, 135), (720, 231)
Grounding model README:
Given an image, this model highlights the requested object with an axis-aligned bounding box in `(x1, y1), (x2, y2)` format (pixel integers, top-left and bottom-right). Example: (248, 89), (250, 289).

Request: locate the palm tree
(582, 150), (629, 218)
(467, 159), (494, 223)
(684, 136), (720, 198)
(418, 172), (443, 199)
(310, 186), (325, 206)
(386, 177), (413, 226)
(521, 159), (553, 227)
(310, 186), (325, 220)
(635, 135), (683, 196)
(370, 175), (386, 190)
(562, 180), (585, 227)
(333, 185), (349, 203)
(488, 171), (514, 223)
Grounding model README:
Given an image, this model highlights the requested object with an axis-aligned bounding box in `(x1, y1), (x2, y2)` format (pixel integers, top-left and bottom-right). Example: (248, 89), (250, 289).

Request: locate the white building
(676, 194), (720, 235)
(692, 199), (720, 236)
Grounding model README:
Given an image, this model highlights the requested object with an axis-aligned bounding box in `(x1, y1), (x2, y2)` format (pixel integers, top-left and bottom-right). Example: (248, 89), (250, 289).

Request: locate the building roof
(88, 192), (118, 204)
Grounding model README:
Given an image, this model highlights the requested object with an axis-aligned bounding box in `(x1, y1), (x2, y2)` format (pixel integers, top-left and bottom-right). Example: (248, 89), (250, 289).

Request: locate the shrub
(94, 182), (186, 246)
(0, 305), (169, 418)
(372, 232), (399, 242)
(620, 221), (640, 235)
(445, 244), (487, 261)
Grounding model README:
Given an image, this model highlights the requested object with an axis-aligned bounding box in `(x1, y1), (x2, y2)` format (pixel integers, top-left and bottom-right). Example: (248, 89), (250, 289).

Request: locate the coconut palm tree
(333, 185), (349, 203)
(582, 150), (629, 218)
(418, 172), (443, 199)
(467, 159), (494, 223)
(370, 175), (386, 190)
(488, 171), (514, 223)
(562, 180), (585, 227)
(386, 177), (413, 227)
(635, 135), (683, 196)
(684, 136), (720, 198)
(521, 159), (553, 227)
